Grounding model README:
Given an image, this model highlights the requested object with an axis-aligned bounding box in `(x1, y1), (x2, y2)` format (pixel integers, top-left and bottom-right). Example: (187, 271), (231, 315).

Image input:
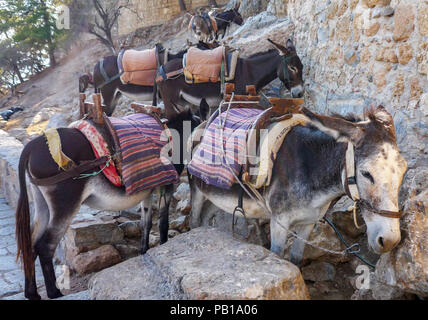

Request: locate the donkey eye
(288, 65), (298, 73)
(361, 171), (375, 184)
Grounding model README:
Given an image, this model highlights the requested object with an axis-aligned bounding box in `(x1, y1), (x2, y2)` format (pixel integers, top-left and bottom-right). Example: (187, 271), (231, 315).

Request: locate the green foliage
(0, 0), (69, 91)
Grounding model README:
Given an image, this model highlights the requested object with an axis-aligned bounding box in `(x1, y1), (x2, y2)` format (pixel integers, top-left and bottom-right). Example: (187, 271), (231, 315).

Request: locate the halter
(281, 54), (297, 87)
(343, 142), (402, 224)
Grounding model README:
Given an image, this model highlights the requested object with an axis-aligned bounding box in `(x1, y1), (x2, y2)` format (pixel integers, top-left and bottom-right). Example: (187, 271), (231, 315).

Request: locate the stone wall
(118, 0), (229, 35)
(285, 0), (427, 167)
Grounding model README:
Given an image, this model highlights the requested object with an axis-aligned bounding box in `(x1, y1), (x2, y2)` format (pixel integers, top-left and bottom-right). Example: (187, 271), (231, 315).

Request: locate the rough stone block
(393, 5), (415, 41)
(89, 228), (309, 300)
(72, 245), (122, 275)
(66, 219), (125, 253)
(0, 130), (25, 208)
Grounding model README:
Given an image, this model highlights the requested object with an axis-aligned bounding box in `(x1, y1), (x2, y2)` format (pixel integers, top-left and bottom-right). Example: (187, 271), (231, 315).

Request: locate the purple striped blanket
(187, 108), (264, 189)
(109, 113), (178, 195)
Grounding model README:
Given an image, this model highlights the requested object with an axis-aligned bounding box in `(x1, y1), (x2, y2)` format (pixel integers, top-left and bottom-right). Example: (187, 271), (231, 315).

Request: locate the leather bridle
(343, 142), (402, 219)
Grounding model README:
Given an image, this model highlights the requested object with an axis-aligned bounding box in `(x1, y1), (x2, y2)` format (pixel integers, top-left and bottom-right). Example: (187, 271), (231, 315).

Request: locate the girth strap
(155, 66), (183, 83)
(29, 156), (110, 186)
(97, 58), (122, 90)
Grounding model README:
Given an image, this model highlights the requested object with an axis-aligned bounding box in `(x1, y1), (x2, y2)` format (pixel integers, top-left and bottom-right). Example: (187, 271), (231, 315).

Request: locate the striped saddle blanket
(187, 107), (310, 190)
(109, 113), (178, 195)
(71, 113), (178, 195)
(187, 108), (263, 189)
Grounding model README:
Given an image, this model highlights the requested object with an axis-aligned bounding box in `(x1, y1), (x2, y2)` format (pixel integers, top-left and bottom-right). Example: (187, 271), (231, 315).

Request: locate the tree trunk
(13, 64), (24, 84)
(178, 0), (186, 11)
(40, 0), (56, 67)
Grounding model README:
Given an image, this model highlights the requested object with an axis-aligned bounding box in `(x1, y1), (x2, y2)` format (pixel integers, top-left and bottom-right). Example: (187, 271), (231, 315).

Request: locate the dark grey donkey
(189, 106), (407, 265)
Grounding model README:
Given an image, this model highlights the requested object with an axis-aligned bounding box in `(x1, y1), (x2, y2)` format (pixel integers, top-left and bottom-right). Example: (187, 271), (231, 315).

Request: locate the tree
(4, 0), (64, 68)
(0, 40), (35, 90)
(87, 0), (130, 54)
(0, 0), (65, 91)
(178, 0), (186, 11)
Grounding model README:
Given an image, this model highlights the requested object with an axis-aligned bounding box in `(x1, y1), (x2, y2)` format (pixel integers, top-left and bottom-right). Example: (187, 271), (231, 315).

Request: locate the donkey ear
(286, 39), (296, 52)
(267, 38), (289, 55)
(300, 107), (364, 146)
(235, 1), (241, 10)
(370, 105), (394, 126)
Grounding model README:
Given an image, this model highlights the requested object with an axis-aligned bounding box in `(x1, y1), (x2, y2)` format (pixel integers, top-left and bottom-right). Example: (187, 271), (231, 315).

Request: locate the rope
(74, 157), (112, 180)
(215, 95), (355, 256)
(323, 217), (376, 268)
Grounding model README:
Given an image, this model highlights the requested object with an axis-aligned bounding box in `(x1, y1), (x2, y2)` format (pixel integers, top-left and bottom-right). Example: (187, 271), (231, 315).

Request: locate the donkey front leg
(270, 215), (290, 258)
(289, 223), (315, 266)
(189, 184), (205, 229)
(140, 193), (153, 254)
(159, 184), (173, 245)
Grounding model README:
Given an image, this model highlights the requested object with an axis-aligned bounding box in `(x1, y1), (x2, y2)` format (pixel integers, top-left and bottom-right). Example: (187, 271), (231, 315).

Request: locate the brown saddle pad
(184, 46), (224, 83)
(120, 48), (157, 86)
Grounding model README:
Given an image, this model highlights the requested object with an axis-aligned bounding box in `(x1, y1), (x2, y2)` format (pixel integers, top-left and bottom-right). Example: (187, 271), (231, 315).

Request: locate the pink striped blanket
(109, 113), (178, 195)
(187, 108), (264, 189)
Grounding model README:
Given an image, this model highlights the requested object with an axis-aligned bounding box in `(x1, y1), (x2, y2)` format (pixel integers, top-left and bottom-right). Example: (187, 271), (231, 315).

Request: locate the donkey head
(189, 16), (212, 43)
(230, 1), (243, 26)
(302, 106), (408, 254)
(268, 39), (304, 98)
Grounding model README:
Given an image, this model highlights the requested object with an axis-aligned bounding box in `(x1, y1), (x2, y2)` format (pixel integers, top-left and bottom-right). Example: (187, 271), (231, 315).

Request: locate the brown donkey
(15, 110), (203, 300)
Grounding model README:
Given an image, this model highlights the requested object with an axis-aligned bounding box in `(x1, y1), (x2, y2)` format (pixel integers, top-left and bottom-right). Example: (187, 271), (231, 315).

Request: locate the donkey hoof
(141, 246), (148, 255)
(25, 292), (42, 300)
(47, 289), (63, 299)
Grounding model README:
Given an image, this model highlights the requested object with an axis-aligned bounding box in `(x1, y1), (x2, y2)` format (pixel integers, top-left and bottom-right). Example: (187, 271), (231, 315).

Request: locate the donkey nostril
(378, 237), (385, 248)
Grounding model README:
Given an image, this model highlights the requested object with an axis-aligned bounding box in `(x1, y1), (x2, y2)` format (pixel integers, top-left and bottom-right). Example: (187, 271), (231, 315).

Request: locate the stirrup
(232, 205), (246, 236)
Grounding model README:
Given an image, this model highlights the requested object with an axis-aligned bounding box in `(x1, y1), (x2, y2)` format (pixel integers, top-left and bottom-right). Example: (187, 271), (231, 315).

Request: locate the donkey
(15, 109), (202, 300)
(157, 39), (304, 120)
(78, 73), (94, 93)
(190, 2), (244, 43)
(92, 42), (215, 116)
(189, 106), (407, 265)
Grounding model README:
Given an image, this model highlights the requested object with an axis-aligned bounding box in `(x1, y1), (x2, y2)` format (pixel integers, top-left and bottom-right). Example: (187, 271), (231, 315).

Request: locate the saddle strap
(29, 156), (110, 186)
(156, 67), (184, 83)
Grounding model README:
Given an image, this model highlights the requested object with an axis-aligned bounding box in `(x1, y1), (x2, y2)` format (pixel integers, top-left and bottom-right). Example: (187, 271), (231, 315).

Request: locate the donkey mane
(330, 112), (362, 123)
(244, 49), (277, 60)
(216, 9), (237, 21)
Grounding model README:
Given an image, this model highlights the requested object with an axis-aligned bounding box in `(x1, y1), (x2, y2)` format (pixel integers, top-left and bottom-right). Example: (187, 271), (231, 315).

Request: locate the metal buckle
(346, 243), (360, 254)
(347, 176), (357, 185)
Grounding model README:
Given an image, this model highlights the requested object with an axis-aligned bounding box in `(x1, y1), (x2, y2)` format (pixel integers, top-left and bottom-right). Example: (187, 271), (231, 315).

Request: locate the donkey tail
(15, 142), (35, 279)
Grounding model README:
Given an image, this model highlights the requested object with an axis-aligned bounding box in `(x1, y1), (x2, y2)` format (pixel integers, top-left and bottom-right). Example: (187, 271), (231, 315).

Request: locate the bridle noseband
(344, 142), (402, 220)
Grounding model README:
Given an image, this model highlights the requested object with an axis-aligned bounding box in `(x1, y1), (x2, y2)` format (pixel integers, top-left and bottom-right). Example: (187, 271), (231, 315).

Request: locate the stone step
(89, 227), (309, 300)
